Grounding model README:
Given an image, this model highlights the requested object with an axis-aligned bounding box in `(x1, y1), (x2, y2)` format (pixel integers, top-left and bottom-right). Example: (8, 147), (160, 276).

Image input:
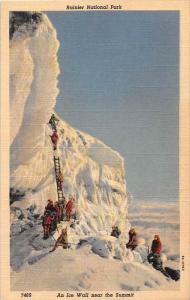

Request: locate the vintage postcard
(0, 1), (190, 300)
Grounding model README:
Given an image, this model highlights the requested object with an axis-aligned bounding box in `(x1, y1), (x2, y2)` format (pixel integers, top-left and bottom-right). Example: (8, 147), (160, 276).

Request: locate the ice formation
(10, 12), (130, 244)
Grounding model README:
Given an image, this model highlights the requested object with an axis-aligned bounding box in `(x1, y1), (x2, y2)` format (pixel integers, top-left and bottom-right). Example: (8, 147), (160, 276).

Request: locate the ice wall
(10, 12), (60, 170)
(10, 12), (130, 239)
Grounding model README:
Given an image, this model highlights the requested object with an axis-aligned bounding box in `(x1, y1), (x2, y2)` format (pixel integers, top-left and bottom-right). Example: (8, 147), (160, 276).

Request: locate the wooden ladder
(54, 156), (65, 207)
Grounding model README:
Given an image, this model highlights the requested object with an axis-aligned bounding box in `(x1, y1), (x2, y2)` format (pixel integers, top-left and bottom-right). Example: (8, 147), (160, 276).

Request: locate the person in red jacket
(43, 213), (54, 239)
(50, 130), (59, 150)
(147, 234), (169, 277)
(151, 234), (162, 254)
(65, 196), (74, 221)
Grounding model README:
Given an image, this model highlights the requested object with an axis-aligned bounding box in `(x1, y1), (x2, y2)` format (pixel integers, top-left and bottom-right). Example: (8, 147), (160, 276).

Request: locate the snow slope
(11, 202), (180, 291)
(11, 244), (179, 291)
(10, 12), (129, 247)
(11, 199), (180, 291)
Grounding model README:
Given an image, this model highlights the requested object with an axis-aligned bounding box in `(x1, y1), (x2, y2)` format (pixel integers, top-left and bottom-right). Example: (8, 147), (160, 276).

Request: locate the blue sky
(47, 11), (179, 201)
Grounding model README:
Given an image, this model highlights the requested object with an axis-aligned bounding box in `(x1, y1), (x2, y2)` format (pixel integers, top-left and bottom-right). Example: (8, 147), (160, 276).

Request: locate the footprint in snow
(144, 279), (159, 288)
(121, 284), (141, 291)
(78, 272), (92, 289)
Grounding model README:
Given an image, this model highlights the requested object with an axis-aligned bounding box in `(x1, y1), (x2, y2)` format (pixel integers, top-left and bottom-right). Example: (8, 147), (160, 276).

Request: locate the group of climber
(42, 196), (75, 239)
(111, 226), (138, 250)
(49, 224), (170, 280)
(110, 226), (179, 279)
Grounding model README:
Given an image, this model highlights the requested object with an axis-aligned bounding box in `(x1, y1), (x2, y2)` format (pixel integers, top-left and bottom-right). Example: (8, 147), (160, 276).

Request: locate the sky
(47, 11), (179, 202)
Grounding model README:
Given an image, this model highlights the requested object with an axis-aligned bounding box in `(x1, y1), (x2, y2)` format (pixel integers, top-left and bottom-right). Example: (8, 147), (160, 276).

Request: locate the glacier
(10, 12), (130, 255)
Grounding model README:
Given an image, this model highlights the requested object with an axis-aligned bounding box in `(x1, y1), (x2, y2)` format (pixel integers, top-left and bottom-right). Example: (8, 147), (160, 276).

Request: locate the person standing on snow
(43, 213), (54, 239)
(65, 195), (74, 221)
(126, 228), (138, 250)
(54, 201), (61, 223)
(43, 200), (57, 239)
(45, 199), (55, 213)
(50, 130), (59, 150)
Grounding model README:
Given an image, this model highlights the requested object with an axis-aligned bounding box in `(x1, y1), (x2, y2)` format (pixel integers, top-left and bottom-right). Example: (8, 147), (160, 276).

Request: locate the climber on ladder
(49, 114), (59, 131)
(51, 130), (59, 150)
